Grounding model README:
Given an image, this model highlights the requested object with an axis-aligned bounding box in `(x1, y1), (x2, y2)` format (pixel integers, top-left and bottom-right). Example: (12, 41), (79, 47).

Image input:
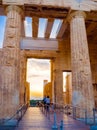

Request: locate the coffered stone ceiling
(0, 0), (97, 44)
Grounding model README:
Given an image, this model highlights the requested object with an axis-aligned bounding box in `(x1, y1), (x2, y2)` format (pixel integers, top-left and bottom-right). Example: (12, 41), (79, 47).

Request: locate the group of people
(43, 95), (50, 111)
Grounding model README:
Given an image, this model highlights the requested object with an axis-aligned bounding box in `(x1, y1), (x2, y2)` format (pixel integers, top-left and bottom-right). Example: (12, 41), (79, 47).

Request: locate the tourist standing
(45, 96), (50, 111)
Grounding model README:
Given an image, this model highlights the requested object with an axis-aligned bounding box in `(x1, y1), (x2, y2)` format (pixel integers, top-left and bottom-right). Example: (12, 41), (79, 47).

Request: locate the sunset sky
(27, 58), (50, 99)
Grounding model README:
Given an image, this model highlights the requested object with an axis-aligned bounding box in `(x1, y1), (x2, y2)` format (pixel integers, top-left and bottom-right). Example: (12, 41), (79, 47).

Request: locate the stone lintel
(3, 0), (24, 5)
(20, 37), (58, 51)
(2, 0), (97, 11)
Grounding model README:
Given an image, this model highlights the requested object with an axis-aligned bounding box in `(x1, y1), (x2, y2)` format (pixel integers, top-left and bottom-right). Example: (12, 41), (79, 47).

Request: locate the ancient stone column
(54, 69), (63, 106)
(20, 50), (27, 105)
(52, 41), (65, 106)
(68, 11), (94, 117)
(1, 5), (23, 118)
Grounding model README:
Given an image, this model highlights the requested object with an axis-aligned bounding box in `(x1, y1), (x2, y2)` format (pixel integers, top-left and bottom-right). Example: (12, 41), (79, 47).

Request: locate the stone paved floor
(15, 107), (52, 130)
(15, 107), (90, 130)
(50, 111), (90, 130)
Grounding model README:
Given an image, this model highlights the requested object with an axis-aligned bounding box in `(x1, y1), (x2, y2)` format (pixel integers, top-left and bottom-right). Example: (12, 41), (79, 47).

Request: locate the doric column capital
(67, 11), (86, 23)
(5, 5), (24, 16)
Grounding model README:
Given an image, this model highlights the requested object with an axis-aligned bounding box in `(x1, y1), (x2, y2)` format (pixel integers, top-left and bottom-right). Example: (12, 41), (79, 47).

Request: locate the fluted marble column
(53, 52), (64, 105)
(1, 5), (23, 118)
(69, 11), (94, 117)
(20, 50), (27, 105)
(54, 69), (63, 105)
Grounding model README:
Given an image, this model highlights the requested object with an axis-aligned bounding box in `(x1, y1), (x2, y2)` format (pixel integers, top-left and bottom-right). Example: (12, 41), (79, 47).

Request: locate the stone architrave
(68, 11), (94, 117)
(1, 5), (23, 118)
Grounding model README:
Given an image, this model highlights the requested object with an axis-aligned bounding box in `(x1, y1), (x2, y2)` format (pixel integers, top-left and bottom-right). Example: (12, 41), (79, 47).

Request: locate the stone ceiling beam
(20, 37), (58, 50)
(45, 18), (54, 38)
(25, 50), (57, 59)
(32, 17), (39, 38)
(56, 20), (68, 39)
(24, 5), (69, 19)
(3, 0), (97, 11)
(21, 19), (25, 37)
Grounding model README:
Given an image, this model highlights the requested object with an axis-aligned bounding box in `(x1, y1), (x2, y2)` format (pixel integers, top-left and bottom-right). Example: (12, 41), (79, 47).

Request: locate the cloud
(27, 59), (50, 79)
(28, 58), (50, 70)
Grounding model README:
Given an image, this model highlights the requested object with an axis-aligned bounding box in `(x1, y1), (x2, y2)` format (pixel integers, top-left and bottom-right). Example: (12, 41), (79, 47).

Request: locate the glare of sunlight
(38, 18), (48, 38)
(24, 17), (32, 37)
(63, 72), (67, 92)
(56, 20), (63, 36)
(63, 72), (71, 92)
(50, 19), (62, 38)
(0, 16), (6, 48)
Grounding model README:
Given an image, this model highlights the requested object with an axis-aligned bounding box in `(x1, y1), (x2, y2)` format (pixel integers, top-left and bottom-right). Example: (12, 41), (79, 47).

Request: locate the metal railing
(92, 108), (97, 125)
(0, 103), (28, 129)
(64, 105), (97, 126)
(39, 102), (97, 129)
(40, 102), (66, 129)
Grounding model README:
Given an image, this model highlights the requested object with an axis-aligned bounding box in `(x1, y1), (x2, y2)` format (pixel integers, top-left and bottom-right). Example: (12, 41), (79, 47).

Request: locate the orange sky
(30, 91), (43, 98)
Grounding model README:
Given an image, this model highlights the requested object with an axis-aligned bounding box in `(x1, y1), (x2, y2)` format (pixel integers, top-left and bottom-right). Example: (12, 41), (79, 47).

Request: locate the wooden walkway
(15, 107), (90, 130)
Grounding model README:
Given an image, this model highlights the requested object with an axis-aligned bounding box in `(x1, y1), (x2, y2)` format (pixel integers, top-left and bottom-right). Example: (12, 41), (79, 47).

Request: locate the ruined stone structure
(0, 0), (97, 118)
(43, 82), (52, 102)
(64, 73), (72, 104)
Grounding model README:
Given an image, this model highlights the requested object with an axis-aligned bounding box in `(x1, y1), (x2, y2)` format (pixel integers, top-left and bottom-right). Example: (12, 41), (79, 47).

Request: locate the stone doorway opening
(63, 71), (72, 105)
(26, 58), (50, 106)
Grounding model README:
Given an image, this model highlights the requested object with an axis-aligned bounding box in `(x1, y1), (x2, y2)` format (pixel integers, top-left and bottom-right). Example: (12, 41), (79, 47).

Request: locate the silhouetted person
(43, 96), (46, 105)
(43, 96), (47, 109)
(45, 96), (50, 111)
